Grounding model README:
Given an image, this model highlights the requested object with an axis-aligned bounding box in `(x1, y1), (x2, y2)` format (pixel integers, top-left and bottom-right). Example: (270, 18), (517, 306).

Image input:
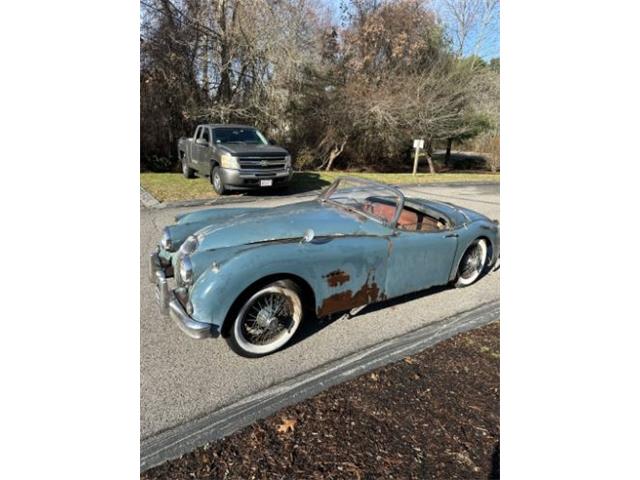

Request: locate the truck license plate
(260, 179), (273, 187)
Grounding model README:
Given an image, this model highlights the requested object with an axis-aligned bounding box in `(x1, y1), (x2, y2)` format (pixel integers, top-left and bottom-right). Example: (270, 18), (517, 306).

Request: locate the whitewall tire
(455, 239), (489, 287)
(227, 280), (304, 357)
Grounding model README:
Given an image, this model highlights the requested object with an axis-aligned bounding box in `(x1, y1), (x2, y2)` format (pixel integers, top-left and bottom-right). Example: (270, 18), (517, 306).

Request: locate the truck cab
(178, 124), (293, 194)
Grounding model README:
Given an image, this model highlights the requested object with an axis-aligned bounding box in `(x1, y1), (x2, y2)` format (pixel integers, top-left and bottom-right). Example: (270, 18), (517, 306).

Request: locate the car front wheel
(227, 280), (304, 357)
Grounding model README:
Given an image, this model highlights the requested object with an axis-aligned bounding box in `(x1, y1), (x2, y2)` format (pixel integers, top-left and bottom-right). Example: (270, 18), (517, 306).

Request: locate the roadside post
(412, 138), (424, 175)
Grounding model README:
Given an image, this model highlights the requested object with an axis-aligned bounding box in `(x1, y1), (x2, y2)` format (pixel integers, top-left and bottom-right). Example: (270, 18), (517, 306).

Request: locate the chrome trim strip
(238, 170), (290, 178)
(239, 167), (286, 172)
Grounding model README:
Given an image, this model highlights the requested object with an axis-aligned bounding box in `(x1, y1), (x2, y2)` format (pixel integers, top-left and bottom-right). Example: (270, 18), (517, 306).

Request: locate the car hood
(218, 144), (288, 157)
(172, 200), (389, 253)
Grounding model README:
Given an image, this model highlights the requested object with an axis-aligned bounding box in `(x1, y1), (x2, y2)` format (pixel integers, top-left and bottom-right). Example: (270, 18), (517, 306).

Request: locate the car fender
(447, 220), (500, 282)
(187, 235), (391, 328)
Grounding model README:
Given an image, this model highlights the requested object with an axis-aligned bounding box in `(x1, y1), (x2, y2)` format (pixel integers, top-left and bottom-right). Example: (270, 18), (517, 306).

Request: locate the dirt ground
(142, 321), (500, 480)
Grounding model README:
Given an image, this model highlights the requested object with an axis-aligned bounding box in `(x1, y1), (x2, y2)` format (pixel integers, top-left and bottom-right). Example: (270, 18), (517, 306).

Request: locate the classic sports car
(149, 177), (499, 357)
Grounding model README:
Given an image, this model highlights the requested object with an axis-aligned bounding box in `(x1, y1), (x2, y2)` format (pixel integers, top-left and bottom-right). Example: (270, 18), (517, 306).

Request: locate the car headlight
(179, 255), (193, 285)
(220, 153), (240, 169)
(284, 155), (291, 168)
(179, 235), (199, 255)
(161, 227), (174, 251)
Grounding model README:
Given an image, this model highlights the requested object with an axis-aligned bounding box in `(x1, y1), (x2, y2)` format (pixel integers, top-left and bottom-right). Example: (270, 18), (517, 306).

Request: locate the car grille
(238, 157), (286, 170)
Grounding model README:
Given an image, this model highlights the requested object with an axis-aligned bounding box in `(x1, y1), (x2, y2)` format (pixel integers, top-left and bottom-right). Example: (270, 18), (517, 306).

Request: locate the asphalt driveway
(140, 183), (500, 442)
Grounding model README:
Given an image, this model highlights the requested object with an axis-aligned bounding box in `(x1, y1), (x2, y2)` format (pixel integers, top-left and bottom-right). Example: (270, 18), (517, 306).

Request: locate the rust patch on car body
(324, 270), (350, 287)
(317, 273), (383, 317)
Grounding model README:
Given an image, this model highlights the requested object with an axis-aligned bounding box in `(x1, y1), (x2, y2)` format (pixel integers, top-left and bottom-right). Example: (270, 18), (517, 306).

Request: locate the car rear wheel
(227, 280), (304, 357)
(211, 166), (226, 195)
(454, 238), (489, 287)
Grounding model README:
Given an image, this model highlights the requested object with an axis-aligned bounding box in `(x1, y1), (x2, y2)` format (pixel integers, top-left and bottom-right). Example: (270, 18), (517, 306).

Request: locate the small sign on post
(412, 139), (424, 175)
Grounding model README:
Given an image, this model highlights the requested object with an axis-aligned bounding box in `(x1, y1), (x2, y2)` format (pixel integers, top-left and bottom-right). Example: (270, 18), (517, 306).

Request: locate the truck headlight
(179, 255), (193, 285)
(161, 227), (174, 251)
(284, 155), (291, 168)
(220, 154), (240, 169)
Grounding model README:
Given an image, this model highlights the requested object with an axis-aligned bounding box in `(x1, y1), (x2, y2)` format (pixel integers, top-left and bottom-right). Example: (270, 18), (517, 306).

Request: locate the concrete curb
(140, 299), (499, 472)
(141, 181), (499, 210)
(140, 186), (161, 208)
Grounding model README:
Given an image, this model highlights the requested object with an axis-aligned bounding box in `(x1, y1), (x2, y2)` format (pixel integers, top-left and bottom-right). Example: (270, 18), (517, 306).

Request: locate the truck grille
(238, 157), (286, 170)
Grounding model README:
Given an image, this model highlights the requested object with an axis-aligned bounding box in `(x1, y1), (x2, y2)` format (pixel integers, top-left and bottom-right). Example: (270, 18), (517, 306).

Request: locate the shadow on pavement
(284, 259), (497, 352)
(241, 172), (332, 198)
(283, 283), (452, 351)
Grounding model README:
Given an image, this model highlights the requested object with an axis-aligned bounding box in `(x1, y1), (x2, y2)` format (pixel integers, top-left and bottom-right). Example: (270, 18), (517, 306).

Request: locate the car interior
(363, 197), (449, 232)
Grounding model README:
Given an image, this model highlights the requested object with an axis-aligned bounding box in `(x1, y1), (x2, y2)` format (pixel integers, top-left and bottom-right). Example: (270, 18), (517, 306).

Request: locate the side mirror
(196, 138), (208, 146)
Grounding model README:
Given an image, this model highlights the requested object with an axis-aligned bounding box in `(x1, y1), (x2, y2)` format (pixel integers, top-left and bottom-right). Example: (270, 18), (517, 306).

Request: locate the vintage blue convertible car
(149, 177), (499, 357)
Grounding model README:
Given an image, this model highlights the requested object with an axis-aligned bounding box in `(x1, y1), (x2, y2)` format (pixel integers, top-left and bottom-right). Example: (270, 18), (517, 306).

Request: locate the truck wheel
(211, 166), (226, 195)
(182, 159), (195, 179)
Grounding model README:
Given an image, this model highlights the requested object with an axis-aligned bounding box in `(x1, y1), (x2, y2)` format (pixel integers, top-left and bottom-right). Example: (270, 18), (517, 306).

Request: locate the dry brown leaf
(370, 373), (379, 381)
(404, 357), (416, 364)
(276, 418), (297, 434)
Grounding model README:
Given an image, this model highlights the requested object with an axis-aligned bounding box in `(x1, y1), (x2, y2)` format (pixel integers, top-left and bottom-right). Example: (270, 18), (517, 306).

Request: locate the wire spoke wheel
(456, 239), (488, 287)
(231, 281), (303, 357)
(242, 293), (293, 345)
(461, 244), (483, 279)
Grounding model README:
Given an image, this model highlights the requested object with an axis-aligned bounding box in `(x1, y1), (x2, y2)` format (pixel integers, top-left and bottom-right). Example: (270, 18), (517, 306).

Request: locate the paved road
(140, 183), (499, 440)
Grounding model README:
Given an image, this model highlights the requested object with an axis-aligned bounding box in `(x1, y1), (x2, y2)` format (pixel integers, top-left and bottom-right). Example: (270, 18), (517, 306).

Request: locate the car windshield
(319, 177), (405, 226)
(213, 127), (268, 145)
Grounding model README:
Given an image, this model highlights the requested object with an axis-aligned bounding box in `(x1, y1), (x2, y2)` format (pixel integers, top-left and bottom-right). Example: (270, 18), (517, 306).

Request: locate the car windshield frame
(318, 176), (406, 228)
(212, 127), (269, 145)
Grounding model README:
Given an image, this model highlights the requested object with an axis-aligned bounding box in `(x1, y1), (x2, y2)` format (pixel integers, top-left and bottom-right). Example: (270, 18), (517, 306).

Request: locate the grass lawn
(141, 171), (499, 203)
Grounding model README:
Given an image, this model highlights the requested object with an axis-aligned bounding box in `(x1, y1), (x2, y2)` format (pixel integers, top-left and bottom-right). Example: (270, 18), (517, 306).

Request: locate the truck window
(195, 126), (202, 139)
(202, 128), (210, 144)
(213, 128), (268, 145)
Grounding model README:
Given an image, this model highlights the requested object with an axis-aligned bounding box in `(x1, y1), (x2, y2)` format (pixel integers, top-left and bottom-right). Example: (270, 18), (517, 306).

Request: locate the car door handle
(443, 233), (459, 238)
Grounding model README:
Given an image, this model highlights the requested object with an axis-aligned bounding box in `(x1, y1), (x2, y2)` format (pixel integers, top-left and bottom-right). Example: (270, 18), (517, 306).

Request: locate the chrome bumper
(149, 249), (218, 339)
(149, 250), (170, 312)
(220, 168), (292, 188)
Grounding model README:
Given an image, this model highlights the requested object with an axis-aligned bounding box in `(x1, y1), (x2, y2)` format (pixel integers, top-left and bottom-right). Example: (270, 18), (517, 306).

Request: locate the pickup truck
(178, 124), (293, 194)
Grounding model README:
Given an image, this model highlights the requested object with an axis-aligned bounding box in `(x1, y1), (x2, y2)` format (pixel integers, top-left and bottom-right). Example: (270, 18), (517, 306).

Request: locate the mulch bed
(142, 321), (500, 479)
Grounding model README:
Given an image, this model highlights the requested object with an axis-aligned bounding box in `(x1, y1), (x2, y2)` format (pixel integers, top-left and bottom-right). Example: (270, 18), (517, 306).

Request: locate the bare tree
(437, 0), (499, 59)
(140, 0), (323, 166)
(140, 0), (499, 174)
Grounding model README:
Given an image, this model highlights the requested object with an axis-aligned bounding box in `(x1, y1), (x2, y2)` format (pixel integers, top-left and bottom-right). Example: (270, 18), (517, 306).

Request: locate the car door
(384, 227), (459, 299)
